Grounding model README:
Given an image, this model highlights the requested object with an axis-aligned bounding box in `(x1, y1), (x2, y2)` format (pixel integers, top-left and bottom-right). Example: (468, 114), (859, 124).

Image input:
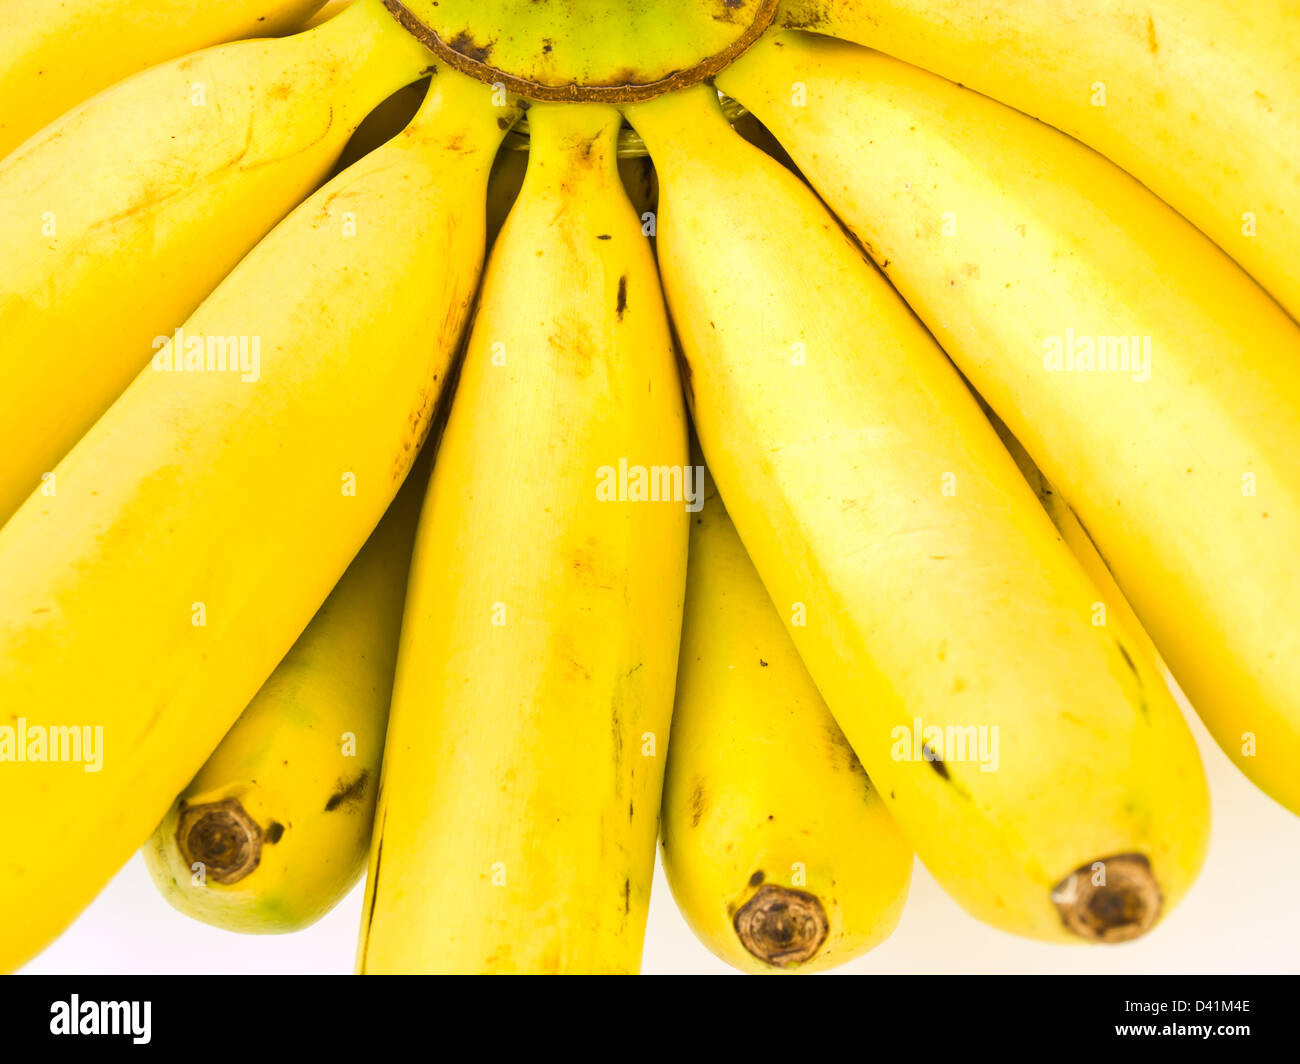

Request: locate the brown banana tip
(734, 884), (829, 968)
(176, 798), (262, 886)
(1052, 853), (1162, 944)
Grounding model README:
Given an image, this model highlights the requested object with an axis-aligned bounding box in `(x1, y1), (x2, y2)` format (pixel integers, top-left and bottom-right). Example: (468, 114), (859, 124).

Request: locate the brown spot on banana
(324, 769), (371, 812)
(447, 30), (494, 64)
(689, 779), (708, 826)
(921, 742), (949, 780)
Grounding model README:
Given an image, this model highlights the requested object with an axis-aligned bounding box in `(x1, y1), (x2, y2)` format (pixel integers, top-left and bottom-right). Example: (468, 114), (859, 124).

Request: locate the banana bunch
(0, 0), (1297, 976)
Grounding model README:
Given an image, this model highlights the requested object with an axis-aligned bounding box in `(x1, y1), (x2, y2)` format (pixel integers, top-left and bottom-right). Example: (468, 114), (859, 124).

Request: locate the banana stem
(176, 799), (263, 886)
(504, 93), (750, 156)
(524, 104), (623, 181)
(303, 0), (435, 95)
(623, 83), (735, 165)
(404, 69), (524, 149)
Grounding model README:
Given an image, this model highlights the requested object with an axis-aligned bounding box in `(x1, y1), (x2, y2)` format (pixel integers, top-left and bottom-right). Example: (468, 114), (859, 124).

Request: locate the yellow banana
(720, 31), (1300, 815)
(0, 70), (515, 973)
(777, 0), (1300, 322)
(664, 474), (912, 974)
(358, 102), (689, 974)
(625, 85), (1209, 945)
(0, 0), (327, 159)
(143, 457), (426, 934)
(0, 0), (431, 522)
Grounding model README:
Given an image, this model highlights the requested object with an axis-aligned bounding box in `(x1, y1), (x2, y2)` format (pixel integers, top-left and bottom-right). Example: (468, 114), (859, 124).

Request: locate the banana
(625, 85), (1210, 945)
(0, 0), (326, 159)
(0, 0), (432, 522)
(777, 0), (1300, 322)
(664, 474), (912, 974)
(720, 31), (1300, 815)
(143, 455), (426, 934)
(357, 102), (689, 974)
(0, 70), (515, 973)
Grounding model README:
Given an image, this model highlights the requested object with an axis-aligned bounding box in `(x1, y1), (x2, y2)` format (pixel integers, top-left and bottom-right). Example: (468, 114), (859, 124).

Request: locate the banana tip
(734, 884), (829, 968)
(176, 798), (262, 885)
(1053, 853), (1162, 944)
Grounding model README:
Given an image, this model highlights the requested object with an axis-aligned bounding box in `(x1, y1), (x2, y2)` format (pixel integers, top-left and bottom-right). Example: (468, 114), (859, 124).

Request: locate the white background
(21, 678), (1300, 975)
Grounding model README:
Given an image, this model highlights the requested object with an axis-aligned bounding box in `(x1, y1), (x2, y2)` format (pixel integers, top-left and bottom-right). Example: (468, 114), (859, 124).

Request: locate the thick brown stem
(734, 884), (829, 967)
(176, 798), (262, 886)
(1053, 853), (1162, 943)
